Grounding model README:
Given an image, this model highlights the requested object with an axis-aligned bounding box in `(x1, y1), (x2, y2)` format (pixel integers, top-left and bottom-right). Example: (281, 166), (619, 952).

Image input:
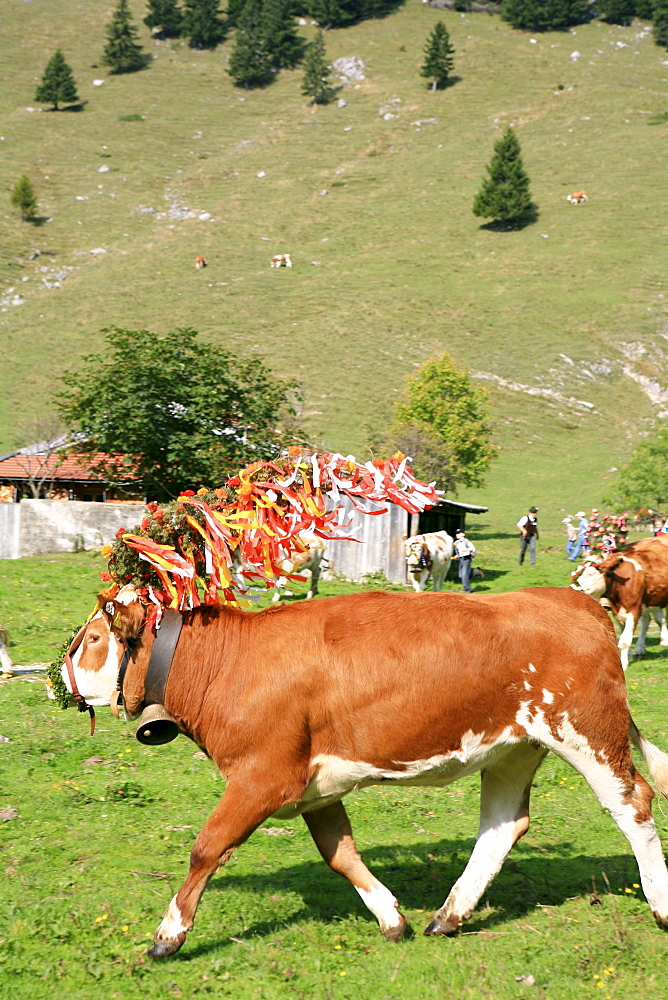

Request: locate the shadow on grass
(180, 839), (642, 958)
(478, 203), (540, 232)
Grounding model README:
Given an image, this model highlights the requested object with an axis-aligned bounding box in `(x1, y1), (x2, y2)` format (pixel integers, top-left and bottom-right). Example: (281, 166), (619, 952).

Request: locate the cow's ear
(109, 600), (145, 640)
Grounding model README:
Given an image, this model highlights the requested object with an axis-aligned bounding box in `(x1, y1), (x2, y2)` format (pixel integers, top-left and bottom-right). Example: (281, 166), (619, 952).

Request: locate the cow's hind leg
(635, 610), (651, 659)
(425, 743), (547, 936)
(544, 738), (668, 927)
(303, 801), (407, 941)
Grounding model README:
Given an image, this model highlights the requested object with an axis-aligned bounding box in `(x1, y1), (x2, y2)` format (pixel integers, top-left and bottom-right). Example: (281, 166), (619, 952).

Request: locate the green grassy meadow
(1, 0), (668, 527)
(2, 543), (668, 999)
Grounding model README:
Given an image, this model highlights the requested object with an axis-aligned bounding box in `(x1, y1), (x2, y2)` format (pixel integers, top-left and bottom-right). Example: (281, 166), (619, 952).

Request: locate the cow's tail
(630, 718), (668, 800)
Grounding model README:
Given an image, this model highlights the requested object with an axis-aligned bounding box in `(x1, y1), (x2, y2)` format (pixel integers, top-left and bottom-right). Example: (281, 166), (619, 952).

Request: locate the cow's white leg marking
(636, 609), (650, 658)
(521, 707), (668, 927)
(425, 743), (547, 936)
(156, 894), (189, 940)
(617, 609), (635, 670)
(355, 881), (404, 937)
(654, 608), (668, 647)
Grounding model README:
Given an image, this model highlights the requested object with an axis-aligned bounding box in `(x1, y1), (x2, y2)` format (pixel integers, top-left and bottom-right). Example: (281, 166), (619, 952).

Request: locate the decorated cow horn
(135, 704), (180, 746)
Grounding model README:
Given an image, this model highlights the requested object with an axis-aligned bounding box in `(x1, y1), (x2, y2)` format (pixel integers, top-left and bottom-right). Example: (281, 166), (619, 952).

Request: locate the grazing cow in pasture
(566, 191), (588, 205)
(195, 256), (207, 269)
(270, 253), (292, 268)
(404, 530), (453, 591)
(61, 584), (668, 958)
(271, 533), (328, 602)
(572, 538), (668, 668)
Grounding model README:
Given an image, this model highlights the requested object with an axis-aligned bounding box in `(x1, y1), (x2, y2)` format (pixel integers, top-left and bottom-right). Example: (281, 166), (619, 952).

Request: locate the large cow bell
(135, 704), (179, 745)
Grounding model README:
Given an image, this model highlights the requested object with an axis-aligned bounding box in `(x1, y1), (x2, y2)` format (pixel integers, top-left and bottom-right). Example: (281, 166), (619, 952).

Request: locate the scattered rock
(257, 171), (266, 178)
(98, 165), (110, 173)
(90, 248), (106, 254)
(92, 79), (105, 86)
(515, 974), (536, 986)
(337, 98), (347, 108)
(332, 56), (366, 82)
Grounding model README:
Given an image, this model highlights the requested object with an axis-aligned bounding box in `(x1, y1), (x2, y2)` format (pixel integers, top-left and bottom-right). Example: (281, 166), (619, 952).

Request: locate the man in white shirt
(517, 506), (539, 566)
(453, 529), (476, 592)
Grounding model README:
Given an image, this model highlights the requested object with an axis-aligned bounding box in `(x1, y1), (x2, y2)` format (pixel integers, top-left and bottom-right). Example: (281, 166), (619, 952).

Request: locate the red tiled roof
(0, 453), (134, 483)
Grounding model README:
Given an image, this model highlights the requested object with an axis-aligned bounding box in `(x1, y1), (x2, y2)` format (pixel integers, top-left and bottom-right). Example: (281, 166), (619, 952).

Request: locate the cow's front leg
(303, 801), (407, 941)
(149, 776), (295, 958)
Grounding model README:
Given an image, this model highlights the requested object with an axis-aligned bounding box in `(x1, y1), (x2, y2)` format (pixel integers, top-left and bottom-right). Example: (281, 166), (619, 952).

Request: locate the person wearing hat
(572, 510), (590, 560)
(517, 506), (539, 566)
(453, 529), (477, 592)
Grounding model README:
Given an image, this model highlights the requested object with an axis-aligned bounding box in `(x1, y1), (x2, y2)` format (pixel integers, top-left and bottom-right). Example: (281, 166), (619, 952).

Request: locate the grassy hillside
(2, 0), (667, 529)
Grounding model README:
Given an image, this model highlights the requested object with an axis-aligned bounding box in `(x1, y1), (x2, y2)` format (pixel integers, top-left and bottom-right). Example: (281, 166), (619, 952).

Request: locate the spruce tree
(262, 0), (306, 69)
(182, 0), (227, 47)
(472, 127), (533, 226)
(634, 0), (654, 18)
(420, 21), (455, 91)
(103, 0), (145, 72)
(226, 0), (247, 27)
(34, 50), (79, 110)
(654, 0), (668, 46)
(307, 0), (357, 28)
(301, 29), (332, 103)
(144, 0), (184, 37)
(598, 0), (635, 22)
(501, 0), (588, 30)
(10, 175), (38, 221)
(228, 0), (273, 86)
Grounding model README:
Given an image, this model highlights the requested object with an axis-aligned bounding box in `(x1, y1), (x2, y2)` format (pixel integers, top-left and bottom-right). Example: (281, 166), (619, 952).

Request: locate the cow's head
(404, 536), (431, 573)
(571, 560), (607, 599)
(62, 585), (145, 708)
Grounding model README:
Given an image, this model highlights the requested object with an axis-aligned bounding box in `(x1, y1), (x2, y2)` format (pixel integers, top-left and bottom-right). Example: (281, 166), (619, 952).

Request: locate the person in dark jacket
(517, 506), (539, 566)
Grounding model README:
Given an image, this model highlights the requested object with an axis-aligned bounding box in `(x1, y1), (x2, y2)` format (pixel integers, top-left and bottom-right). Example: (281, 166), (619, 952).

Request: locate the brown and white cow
(270, 253), (292, 268)
(404, 530), (453, 591)
(61, 584), (668, 958)
(572, 538), (668, 668)
(271, 533), (328, 603)
(195, 255), (207, 269)
(566, 191), (588, 205)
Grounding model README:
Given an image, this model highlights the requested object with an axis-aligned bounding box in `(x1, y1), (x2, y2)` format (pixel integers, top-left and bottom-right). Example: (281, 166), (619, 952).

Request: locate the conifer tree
(634, 0), (654, 18)
(420, 21), (455, 91)
(228, 0), (273, 86)
(501, 0), (588, 30)
(301, 29), (333, 104)
(262, 0), (306, 69)
(654, 0), (668, 47)
(598, 0), (635, 22)
(144, 0), (184, 37)
(473, 127), (533, 226)
(34, 50), (80, 110)
(103, 0), (145, 73)
(10, 175), (38, 221)
(182, 0), (227, 47)
(226, 0), (247, 27)
(307, 0), (357, 28)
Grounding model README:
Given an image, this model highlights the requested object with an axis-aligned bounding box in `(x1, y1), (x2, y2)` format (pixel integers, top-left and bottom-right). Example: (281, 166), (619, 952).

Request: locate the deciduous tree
(606, 425), (668, 512)
(103, 0), (145, 73)
(375, 352), (496, 494)
(473, 126), (533, 226)
(420, 21), (455, 91)
(34, 50), (80, 110)
(55, 327), (301, 501)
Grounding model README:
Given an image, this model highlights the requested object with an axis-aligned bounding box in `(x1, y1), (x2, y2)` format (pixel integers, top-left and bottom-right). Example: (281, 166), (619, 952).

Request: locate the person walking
(563, 517), (580, 560)
(453, 529), (476, 592)
(517, 506), (539, 566)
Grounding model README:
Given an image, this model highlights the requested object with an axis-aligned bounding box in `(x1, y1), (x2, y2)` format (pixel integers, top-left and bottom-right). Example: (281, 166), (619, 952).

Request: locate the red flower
(141, 518), (150, 531)
(99, 571), (112, 582)
(115, 527), (127, 539)
(147, 502), (159, 514)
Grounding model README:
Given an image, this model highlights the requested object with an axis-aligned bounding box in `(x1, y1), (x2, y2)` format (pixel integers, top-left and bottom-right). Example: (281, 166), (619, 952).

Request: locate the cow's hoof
(382, 914), (407, 942)
(423, 915), (460, 937)
(148, 934), (186, 959)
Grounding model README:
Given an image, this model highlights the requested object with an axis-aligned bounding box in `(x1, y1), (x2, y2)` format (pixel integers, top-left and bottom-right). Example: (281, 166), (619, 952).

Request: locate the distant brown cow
(566, 191), (588, 205)
(60, 585), (668, 959)
(573, 537), (668, 668)
(270, 253), (292, 268)
(195, 255), (207, 269)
